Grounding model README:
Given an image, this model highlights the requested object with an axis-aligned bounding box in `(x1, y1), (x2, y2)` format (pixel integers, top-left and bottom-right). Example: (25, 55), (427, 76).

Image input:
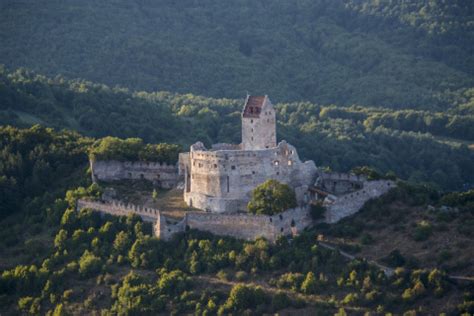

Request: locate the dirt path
(194, 274), (367, 314)
(317, 241), (474, 282)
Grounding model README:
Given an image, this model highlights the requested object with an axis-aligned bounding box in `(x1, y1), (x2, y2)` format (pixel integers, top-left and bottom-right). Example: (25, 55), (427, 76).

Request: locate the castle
(180, 95), (317, 213)
(85, 95), (395, 241)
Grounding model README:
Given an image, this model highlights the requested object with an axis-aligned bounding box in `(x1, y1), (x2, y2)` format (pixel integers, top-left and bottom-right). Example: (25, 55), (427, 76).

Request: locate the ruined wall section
(77, 199), (160, 222)
(90, 160), (179, 188)
(325, 180), (395, 223)
(315, 172), (367, 195)
(241, 97), (276, 150)
(77, 199), (312, 242)
(184, 206), (311, 242)
(185, 141), (317, 213)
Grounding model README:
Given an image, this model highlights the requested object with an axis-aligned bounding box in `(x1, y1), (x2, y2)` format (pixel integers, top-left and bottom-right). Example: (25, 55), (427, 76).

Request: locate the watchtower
(241, 95), (276, 150)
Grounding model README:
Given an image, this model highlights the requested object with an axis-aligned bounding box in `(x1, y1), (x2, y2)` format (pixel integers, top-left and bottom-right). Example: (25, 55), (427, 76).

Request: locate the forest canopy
(0, 0), (472, 108)
(89, 137), (181, 164)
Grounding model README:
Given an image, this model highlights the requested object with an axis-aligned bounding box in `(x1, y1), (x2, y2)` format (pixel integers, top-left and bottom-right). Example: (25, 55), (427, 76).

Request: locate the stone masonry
(90, 160), (179, 189)
(77, 199), (312, 242)
(81, 95), (397, 242)
(181, 95), (318, 213)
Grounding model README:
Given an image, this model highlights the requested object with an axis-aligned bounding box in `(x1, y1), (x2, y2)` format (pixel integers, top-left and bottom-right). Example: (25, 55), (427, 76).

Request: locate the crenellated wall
(90, 160), (179, 188)
(77, 199), (160, 222)
(76, 199), (312, 242)
(184, 140), (317, 213)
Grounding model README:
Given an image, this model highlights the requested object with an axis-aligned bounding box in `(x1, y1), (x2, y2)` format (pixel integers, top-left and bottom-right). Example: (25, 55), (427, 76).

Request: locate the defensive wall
(90, 160), (179, 189)
(183, 140), (317, 213)
(315, 172), (366, 195)
(77, 199), (160, 222)
(76, 199), (312, 242)
(324, 180), (395, 223)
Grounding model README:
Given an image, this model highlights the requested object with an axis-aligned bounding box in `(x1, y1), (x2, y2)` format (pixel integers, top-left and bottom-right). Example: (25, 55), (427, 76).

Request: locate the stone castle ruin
(91, 160), (178, 189)
(85, 95), (395, 241)
(180, 95), (317, 213)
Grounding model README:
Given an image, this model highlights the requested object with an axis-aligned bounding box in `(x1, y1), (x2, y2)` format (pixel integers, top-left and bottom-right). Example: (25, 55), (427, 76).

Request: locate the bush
(382, 249), (406, 267)
(413, 221), (433, 241)
(222, 284), (266, 312)
(234, 271), (248, 282)
(78, 250), (102, 278)
(300, 272), (317, 294)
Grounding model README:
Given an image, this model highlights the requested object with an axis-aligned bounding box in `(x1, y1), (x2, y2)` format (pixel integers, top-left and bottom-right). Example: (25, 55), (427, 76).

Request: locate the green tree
(301, 271), (317, 294)
(223, 284), (266, 312)
(78, 250), (102, 278)
(248, 180), (297, 215)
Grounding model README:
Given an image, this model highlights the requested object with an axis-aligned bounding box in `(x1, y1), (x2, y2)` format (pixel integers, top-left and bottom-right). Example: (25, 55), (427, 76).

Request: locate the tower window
(231, 166), (236, 170)
(251, 119), (253, 123)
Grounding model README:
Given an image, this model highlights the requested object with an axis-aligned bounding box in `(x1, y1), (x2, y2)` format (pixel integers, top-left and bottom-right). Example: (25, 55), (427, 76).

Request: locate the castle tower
(241, 95), (276, 150)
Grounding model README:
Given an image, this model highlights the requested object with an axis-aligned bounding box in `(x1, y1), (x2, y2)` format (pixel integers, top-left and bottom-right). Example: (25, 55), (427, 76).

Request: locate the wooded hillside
(0, 0), (472, 109)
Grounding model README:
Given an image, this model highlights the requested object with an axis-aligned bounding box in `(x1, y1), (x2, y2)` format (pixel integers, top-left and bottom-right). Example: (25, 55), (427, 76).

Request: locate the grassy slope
(320, 188), (474, 276)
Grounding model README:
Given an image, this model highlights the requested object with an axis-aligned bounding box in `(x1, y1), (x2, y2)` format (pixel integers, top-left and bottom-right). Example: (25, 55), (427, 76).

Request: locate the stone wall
(324, 180), (395, 223)
(184, 140), (317, 213)
(315, 172), (366, 195)
(76, 198), (312, 242)
(90, 160), (179, 188)
(77, 199), (160, 222)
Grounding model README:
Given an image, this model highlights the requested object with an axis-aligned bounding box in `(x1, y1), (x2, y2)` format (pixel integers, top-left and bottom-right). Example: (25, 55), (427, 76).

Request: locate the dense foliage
(0, 125), (91, 220)
(1, 68), (473, 191)
(1, 184), (469, 314)
(89, 137), (181, 164)
(248, 180), (297, 215)
(0, 1), (473, 108)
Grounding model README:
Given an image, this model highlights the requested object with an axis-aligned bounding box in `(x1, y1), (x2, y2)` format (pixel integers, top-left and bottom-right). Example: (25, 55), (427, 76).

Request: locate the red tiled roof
(243, 95), (265, 118)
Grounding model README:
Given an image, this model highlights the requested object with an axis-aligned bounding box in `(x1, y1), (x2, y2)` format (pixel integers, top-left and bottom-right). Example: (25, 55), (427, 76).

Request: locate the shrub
(413, 221), (432, 241)
(382, 249), (406, 267)
(216, 270), (228, 281)
(222, 284), (266, 312)
(235, 271), (248, 281)
(300, 272), (317, 294)
(78, 250), (102, 278)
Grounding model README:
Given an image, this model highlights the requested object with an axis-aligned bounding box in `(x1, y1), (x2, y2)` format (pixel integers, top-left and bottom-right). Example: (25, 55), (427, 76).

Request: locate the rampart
(183, 140), (317, 213)
(315, 172), (366, 195)
(324, 180), (395, 223)
(90, 160), (179, 189)
(76, 199), (312, 242)
(77, 199), (160, 222)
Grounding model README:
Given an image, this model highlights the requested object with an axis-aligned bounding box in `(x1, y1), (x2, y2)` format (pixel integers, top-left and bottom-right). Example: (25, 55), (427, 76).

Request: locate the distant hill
(1, 67), (474, 190)
(0, 0), (473, 109)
